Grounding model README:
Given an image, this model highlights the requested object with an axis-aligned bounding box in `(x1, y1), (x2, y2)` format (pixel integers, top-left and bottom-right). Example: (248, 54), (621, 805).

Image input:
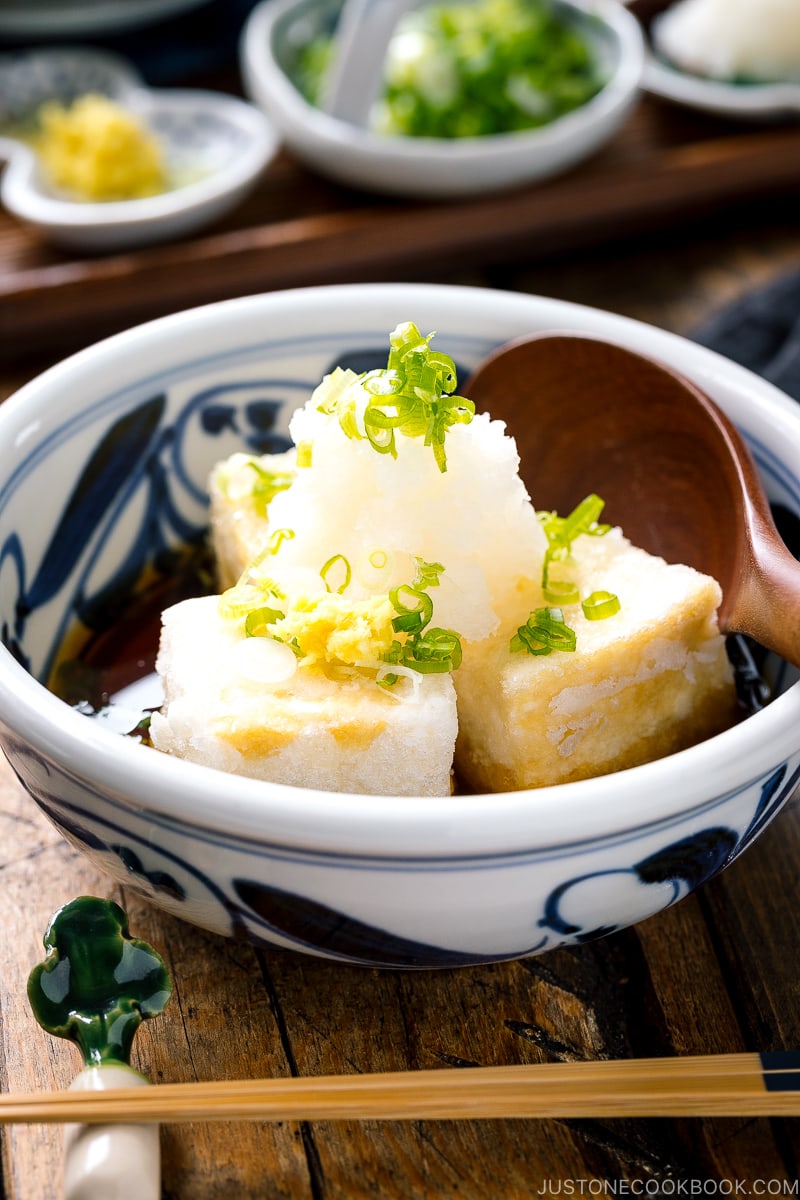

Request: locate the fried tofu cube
(150, 595), (458, 797)
(453, 528), (737, 792)
(208, 451), (296, 590)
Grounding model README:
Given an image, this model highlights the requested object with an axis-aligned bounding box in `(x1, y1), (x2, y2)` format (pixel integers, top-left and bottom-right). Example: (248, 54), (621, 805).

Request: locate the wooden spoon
(463, 332), (800, 667)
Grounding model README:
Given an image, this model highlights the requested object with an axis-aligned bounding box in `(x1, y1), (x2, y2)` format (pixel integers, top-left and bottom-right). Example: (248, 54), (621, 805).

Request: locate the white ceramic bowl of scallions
(239, 0), (645, 198)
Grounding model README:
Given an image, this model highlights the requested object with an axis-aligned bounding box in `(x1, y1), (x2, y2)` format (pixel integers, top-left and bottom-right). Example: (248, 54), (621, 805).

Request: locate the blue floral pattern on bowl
(12, 752), (800, 966)
(1, 287), (799, 967)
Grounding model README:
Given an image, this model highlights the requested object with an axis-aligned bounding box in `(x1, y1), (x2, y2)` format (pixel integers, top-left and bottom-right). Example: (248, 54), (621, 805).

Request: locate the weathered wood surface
(2, 216), (800, 1198)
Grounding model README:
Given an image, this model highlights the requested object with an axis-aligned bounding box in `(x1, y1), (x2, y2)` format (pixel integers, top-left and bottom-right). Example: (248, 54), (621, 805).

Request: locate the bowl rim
(641, 3), (800, 119)
(2, 281), (800, 859)
(643, 53), (800, 118)
(0, 0), (208, 38)
(240, 0), (646, 163)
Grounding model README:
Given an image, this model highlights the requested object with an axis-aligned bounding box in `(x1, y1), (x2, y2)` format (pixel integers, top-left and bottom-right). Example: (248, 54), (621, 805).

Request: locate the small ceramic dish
(0, 47), (278, 252)
(1, 282), (800, 968)
(628, 0), (800, 120)
(239, 0), (645, 199)
(0, 0), (209, 37)
(643, 65), (800, 121)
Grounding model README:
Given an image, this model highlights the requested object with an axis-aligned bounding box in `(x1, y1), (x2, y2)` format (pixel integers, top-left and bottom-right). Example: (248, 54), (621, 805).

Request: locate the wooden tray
(2, 93), (800, 358)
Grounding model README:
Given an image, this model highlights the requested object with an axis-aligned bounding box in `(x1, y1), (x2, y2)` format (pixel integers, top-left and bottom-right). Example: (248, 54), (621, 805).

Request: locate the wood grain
(4, 1054), (800, 1124)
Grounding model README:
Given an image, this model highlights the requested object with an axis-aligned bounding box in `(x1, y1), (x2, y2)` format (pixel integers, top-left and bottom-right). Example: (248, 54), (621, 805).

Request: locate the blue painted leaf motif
(244, 401), (294, 455)
(200, 405), (240, 436)
(29, 789), (248, 930)
(232, 878), (520, 967)
(0, 532), (26, 644)
(634, 827), (739, 889)
(20, 396), (166, 616)
(538, 827), (739, 943)
(194, 387), (293, 455)
(539, 868), (638, 938)
(27, 794), (187, 903)
(732, 762), (800, 860)
(113, 845), (186, 903)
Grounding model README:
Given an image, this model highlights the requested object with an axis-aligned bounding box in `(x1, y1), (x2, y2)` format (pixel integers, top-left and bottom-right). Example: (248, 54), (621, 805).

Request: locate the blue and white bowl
(1, 281), (799, 968)
(0, 47), (277, 252)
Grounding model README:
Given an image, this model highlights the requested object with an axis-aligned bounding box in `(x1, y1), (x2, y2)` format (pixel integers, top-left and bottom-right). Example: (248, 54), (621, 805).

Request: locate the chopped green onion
(382, 641), (404, 666)
(292, 0), (606, 141)
(542, 579), (580, 606)
(282, 636), (304, 658)
(383, 627), (462, 673)
(316, 369), (363, 441)
(246, 462), (294, 518)
(389, 584), (434, 634)
(382, 558), (463, 674)
(296, 442), (312, 468)
(510, 606), (577, 656)
(267, 528), (295, 555)
(540, 493), (609, 544)
(410, 627), (463, 672)
(582, 591), (621, 621)
(538, 493), (611, 591)
(235, 539), (283, 583)
(356, 546), (394, 591)
(320, 554), (352, 594)
(362, 405), (397, 457)
(219, 574), (285, 626)
(245, 606), (285, 637)
(412, 557), (445, 589)
(219, 580), (283, 621)
(325, 322), (474, 472)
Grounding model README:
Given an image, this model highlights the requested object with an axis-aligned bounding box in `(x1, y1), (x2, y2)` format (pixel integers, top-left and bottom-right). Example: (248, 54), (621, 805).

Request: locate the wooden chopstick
(1, 1052), (799, 1123)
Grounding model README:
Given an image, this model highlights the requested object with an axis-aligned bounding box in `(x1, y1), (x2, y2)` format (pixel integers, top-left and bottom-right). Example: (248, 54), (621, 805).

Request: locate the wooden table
(3, 94), (800, 1198)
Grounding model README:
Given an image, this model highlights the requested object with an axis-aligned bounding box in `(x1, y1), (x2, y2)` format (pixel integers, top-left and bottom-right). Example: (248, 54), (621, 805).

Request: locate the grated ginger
(35, 93), (168, 202)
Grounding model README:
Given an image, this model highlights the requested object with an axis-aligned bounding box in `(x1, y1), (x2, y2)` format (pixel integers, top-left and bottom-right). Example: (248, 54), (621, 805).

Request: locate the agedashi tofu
(151, 595), (458, 797)
(208, 450), (296, 590)
(152, 322), (737, 797)
(454, 528), (736, 792)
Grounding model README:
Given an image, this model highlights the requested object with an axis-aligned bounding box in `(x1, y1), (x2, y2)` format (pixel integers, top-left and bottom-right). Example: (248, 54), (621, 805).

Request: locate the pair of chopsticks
(1, 1052), (799, 1124)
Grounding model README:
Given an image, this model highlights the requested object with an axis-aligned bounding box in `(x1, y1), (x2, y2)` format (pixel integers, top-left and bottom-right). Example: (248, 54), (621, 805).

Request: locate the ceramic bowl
(1, 281), (800, 969)
(643, 56), (800, 121)
(0, 0), (209, 37)
(627, 0), (800, 120)
(239, 0), (645, 198)
(0, 47), (278, 252)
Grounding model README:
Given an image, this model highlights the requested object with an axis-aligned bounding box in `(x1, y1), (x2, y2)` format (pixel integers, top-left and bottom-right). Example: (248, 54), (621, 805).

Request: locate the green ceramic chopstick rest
(28, 896), (172, 1200)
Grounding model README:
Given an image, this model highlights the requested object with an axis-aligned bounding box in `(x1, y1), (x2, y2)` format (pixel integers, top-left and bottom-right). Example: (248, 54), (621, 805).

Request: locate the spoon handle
(733, 508), (800, 667)
(321, 0), (418, 124)
(713, 408), (800, 665)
